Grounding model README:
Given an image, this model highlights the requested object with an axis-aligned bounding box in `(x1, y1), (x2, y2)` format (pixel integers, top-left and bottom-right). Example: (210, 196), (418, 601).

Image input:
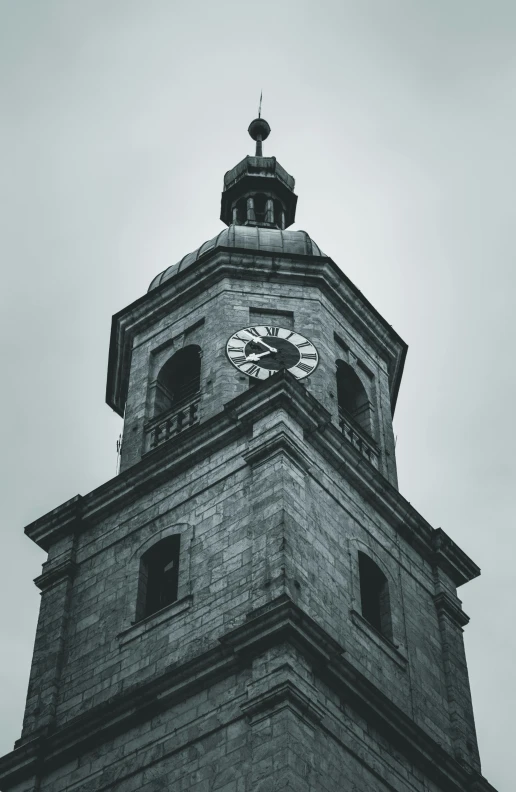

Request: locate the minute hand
(255, 338), (277, 353)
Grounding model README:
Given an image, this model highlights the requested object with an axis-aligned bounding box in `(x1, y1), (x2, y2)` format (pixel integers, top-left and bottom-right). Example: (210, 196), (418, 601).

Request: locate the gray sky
(0, 2), (514, 788)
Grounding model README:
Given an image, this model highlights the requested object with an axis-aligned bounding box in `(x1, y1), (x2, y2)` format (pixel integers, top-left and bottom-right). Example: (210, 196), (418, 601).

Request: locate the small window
(358, 552), (392, 639)
(155, 345), (201, 417)
(136, 535), (180, 620)
(237, 198), (247, 224)
(274, 199), (284, 228)
(254, 193), (267, 223)
(336, 360), (371, 433)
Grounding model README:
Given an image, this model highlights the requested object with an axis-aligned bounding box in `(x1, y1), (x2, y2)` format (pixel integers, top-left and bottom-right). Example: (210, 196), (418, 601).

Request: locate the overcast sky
(0, 2), (514, 789)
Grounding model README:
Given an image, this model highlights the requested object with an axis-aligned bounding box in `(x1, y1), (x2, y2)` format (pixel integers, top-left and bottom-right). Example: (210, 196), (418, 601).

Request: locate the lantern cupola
(220, 116), (298, 229)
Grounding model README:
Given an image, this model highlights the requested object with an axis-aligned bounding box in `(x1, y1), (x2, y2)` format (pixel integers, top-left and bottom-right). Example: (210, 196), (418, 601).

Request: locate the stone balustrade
(146, 397), (200, 451)
(338, 410), (379, 469)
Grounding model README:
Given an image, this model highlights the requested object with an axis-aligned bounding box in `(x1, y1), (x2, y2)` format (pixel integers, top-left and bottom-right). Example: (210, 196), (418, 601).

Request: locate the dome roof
(148, 225), (325, 291)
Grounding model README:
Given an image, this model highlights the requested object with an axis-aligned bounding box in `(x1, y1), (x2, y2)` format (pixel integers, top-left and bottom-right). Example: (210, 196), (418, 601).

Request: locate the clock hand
(254, 338), (277, 353)
(239, 330), (278, 353)
(246, 350), (272, 362)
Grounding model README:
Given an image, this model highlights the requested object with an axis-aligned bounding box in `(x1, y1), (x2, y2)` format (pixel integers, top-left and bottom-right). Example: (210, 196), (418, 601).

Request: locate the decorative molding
(241, 679), (326, 726)
(0, 596), (489, 792)
(431, 529), (478, 594)
(24, 373), (480, 590)
(34, 559), (78, 592)
(25, 494), (83, 554)
(222, 594), (346, 664)
(433, 592), (470, 629)
(243, 428), (311, 473)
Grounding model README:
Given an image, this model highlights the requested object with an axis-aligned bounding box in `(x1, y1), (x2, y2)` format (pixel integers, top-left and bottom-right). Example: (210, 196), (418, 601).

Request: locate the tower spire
(258, 90), (262, 118)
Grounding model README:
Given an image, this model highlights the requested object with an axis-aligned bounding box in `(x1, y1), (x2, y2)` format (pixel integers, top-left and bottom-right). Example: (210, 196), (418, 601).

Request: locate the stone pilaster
(18, 532), (78, 743)
(434, 586), (481, 771)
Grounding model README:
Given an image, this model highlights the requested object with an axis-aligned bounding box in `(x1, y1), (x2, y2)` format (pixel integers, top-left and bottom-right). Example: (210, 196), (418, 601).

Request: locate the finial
(258, 90), (262, 119)
(248, 112), (270, 157)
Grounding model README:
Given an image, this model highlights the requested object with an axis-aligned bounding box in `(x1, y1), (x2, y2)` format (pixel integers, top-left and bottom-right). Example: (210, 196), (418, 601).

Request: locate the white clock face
(226, 325), (319, 381)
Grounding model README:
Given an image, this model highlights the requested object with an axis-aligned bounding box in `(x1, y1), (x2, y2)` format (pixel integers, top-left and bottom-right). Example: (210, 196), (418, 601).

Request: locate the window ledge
(350, 609), (407, 669)
(118, 595), (193, 647)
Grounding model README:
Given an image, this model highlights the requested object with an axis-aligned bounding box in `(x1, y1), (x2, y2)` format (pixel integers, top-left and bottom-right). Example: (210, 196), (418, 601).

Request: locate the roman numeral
(245, 327), (261, 337)
(244, 364), (261, 377)
(285, 332), (295, 340)
(228, 345), (244, 352)
(230, 355), (247, 365)
(265, 327), (279, 336)
(295, 341), (311, 348)
(300, 353), (317, 360)
(295, 362), (314, 373)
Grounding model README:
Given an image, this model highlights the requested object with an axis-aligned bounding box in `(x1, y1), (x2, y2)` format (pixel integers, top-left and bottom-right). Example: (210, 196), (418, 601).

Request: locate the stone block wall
(15, 395), (478, 775)
(119, 255), (397, 486)
(4, 642), (488, 792)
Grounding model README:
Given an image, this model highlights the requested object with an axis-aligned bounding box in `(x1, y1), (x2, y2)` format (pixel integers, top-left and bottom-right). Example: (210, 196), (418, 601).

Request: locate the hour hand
(246, 350), (272, 361)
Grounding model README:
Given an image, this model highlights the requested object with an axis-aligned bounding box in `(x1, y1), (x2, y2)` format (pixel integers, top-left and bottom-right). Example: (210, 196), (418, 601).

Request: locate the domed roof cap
(148, 225), (325, 291)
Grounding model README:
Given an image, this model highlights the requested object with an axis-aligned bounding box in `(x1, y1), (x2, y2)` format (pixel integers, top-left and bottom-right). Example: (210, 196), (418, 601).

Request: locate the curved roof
(148, 224), (325, 291)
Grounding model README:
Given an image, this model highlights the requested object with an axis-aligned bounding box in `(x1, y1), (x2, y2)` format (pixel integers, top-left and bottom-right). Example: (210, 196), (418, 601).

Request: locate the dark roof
(148, 224), (325, 291)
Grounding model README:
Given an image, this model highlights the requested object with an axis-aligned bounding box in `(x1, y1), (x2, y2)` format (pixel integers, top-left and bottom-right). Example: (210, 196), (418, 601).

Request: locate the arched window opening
(254, 193), (267, 223)
(336, 360), (371, 433)
(358, 552), (392, 639)
(155, 345), (201, 417)
(236, 197), (247, 224)
(136, 535), (180, 620)
(274, 200), (284, 228)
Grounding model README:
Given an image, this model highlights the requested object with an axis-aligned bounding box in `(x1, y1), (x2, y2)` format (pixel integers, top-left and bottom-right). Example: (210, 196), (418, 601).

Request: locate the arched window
(236, 197), (247, 224)
(358, 552), (392, 640)
(136, 535), (180, 620)
(154, 345), (201, 417)
(254, 193), (267, 223)
(274, 200), (284, 228)
(336, 360), (371, 433)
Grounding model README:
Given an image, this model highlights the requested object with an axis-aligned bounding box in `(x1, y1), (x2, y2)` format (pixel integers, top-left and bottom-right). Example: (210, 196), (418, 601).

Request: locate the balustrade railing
(146, 395), (201, 451)
(338, 409), (379, 469)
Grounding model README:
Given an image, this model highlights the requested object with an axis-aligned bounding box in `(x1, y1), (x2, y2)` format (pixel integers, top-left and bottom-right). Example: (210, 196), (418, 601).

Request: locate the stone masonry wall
(7, 644), (479, 792)
(22, 403), (473, 764)
(120, 264), (397, 486)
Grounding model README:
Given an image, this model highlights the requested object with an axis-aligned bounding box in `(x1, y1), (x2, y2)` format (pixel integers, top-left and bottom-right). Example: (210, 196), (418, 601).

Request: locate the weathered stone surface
(0, 142), (496, 791)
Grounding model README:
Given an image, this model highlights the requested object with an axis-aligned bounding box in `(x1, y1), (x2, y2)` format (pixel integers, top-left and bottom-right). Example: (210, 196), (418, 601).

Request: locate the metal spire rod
(258, 91), (262, 119)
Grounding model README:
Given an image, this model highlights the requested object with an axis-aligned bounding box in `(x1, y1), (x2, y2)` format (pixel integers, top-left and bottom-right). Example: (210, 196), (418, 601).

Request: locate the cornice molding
(434, 591), (470, 629)
(24, 373), (479, 589)
(106, 247), (407, 417)
(24, 495), (83, 556)
(34, 559), (78, 592)
(0, 597), (491, 792)
(241, 679), (326, 727)
(242, 427), (312, 473)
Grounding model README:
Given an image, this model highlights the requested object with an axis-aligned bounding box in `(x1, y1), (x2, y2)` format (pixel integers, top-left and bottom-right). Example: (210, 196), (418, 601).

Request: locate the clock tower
(0, 118), (497, 792)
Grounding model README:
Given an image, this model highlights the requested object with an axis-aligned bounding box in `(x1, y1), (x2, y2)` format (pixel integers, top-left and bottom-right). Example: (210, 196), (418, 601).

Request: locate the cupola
(220, 116), (298, 229)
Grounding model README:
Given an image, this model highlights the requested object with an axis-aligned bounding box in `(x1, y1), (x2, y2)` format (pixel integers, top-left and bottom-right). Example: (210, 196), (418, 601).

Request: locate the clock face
(226, 325), (319, 381)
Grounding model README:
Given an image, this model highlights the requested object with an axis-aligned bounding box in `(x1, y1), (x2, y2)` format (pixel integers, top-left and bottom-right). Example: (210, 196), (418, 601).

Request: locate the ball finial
(248, 117), (271, 157)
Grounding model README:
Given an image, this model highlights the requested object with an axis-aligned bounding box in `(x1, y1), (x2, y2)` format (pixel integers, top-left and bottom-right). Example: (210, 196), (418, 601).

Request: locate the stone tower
(0, 118), (498, 792)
